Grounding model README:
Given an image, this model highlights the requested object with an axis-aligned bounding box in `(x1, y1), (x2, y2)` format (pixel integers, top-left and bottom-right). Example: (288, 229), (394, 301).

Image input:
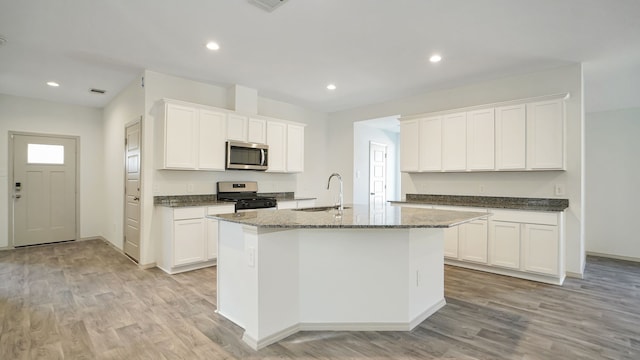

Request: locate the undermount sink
(292, 206), (351, 212)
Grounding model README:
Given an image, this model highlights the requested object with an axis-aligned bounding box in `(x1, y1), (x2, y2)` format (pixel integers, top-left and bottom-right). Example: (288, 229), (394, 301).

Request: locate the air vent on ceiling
(89, 88), (106, 94)
(248, 0), (289, 12)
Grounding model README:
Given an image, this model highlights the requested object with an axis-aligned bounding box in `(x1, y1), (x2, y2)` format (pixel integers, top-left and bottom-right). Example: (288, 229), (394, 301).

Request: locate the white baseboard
(242, 299), (447, 350)
(586, 251), (640, 263)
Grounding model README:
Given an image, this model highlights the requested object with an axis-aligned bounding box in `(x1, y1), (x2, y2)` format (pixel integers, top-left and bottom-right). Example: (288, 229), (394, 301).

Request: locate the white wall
(327, 64), (585, 276)
(353, 122), (400, 204)
(102, 76), (145, 250)
(0, 94), (104, 248)
(585, 107), (640, 259)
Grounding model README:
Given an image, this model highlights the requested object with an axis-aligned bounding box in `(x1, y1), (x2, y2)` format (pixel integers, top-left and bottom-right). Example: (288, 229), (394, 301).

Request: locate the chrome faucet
(327, 173), (344, 214)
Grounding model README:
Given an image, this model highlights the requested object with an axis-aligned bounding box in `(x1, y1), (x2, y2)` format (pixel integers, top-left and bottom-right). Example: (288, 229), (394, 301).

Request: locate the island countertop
(208, 204), (488, 229)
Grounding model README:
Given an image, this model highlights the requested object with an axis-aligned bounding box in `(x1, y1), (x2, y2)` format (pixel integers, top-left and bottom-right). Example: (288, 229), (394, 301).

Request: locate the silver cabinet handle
(14, 194), (22, 199)
(133, 196), (140, 201)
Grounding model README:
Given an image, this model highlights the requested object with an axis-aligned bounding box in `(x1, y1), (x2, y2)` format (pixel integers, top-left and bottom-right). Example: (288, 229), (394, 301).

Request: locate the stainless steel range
(216, 181), (277, 211)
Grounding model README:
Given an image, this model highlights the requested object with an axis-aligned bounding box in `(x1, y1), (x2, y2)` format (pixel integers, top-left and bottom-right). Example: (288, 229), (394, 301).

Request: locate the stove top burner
(217, 181), (277, 211)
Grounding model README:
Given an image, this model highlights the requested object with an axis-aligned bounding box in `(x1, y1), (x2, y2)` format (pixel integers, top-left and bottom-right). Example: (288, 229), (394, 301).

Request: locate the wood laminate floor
(1, 239), (639, 359)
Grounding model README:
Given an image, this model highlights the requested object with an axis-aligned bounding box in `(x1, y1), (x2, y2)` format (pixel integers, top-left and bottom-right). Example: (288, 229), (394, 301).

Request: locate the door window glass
(27, 144), (64, 164)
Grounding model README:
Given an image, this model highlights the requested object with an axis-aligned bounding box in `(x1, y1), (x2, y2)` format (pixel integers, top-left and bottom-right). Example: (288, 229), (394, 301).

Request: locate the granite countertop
(208, 204), (488, 229)
(154, 193), (317, 208)
(154, 195), (231, 208)
(391, 194), (569, 212)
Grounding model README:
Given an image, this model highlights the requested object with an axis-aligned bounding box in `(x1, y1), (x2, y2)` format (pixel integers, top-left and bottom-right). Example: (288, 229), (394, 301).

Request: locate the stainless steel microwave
(226, 141), (268, 171)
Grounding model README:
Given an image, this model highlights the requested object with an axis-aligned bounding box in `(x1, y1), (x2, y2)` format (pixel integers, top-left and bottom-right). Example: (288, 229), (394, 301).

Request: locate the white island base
(217, 221), (446, 350)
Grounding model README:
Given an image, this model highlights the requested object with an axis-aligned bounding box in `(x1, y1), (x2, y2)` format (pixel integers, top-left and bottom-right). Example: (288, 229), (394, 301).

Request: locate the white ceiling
(0, 0), (638, 113)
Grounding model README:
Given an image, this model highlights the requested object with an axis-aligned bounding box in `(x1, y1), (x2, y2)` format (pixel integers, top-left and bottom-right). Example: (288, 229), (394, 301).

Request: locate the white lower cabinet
(173, 217), (207, 266)
(522, 223), (559, 276)
(396, 203), (564, 285)
(157, 204), (235, 274)
(489, 221), (521, 269)
(458, 220), (488, 263)
(443, 226), (459, 259)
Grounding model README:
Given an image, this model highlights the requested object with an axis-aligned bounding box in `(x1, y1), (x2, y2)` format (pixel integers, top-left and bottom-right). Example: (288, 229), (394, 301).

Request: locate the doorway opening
(9, 132), (79, 247)
(353, 116), (401, 205)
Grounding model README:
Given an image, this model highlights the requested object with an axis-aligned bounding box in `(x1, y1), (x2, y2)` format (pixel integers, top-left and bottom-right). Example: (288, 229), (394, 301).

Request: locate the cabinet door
(400, 120), (420, 172)
(266, 121), (287, 172)
(466, 108), (495, 170)
(442, 112), (467, 171)
(198, 109), (226, 170)
(165, 104), (197, 169)
(206, 218), (218, 260)
(227, 114), (248, 142)
(443, 227), (459, 259)
(489, 221), (520, 269)
(419, 116), (442, 171)
(522, 224), (559, 275)
(248, 117), (267, 144)
(458, 220), (488, 263)
(526, 99), (564, 169)
(286, 124), (305, 172)
(495, 104), (526, 170)
(173, 219), (206, 266)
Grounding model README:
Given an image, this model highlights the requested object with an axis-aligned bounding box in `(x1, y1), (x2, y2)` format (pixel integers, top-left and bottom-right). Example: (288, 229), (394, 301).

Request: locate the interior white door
(124, 121), (141, 262)
(12, 134), (77, 246)
(369, 142), (387, 207)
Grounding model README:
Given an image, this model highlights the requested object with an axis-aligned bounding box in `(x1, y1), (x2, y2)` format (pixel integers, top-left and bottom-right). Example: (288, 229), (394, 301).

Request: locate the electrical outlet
(187, 183), (195, 193)
(479, 184), (485, 194)
(554, 184), (565, 196)
(247, 247), (255, 268)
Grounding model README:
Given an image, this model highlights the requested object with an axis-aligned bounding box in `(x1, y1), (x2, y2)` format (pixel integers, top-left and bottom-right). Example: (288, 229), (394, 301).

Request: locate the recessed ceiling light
(46, 81), (60, 87)
(206, 41), (220, 51)
(429, 54), (442, 63)
(327, 84), (337, 90)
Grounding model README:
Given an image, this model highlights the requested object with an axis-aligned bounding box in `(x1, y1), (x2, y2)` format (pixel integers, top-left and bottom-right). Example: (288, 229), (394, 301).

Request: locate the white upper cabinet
(158, 101), (226, 170)
(466, 108), (495, 170)
(266, 120), (305, 173)
(266, 121), (286, 172)
(198, 109), (227, 170)
(163, 103), (198, 169)
(526, 99), (564, 170)
(399, 94), (566, 173)
(226, 113), (248, 142)
(248, 117), (267, 144)
(227, 115), (267, 144)
(400, 119), (420, 172)
(419, 116), (442, 171)
(495, 104), (526, 170)
(442, 112), (467, 171)
(286, 123), (305, 173)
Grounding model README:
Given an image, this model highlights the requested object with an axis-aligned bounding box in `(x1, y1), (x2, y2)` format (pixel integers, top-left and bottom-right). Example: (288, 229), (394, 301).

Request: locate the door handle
(14, 194), (22, 199)
(133, 196), (140, 201)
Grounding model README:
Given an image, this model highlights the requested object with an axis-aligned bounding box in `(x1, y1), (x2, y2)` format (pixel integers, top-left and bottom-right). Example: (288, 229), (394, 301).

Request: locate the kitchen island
(210, 205), (487, 350)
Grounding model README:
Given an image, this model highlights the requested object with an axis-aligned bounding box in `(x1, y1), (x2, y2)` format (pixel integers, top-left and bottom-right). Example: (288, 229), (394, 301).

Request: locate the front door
(12, 133), (77, 246)
(369, 142), (387, 208)
(124, 120), (141, 262)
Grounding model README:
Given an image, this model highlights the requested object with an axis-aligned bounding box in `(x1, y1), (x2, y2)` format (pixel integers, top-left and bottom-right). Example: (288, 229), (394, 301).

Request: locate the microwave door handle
(261, 149), (266, 166)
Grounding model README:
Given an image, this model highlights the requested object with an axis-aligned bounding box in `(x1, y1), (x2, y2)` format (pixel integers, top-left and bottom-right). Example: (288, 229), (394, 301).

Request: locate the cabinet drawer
(491, 209), (558, 225)
(207, 205), (236, 215)
(173, 207), (205, 220)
